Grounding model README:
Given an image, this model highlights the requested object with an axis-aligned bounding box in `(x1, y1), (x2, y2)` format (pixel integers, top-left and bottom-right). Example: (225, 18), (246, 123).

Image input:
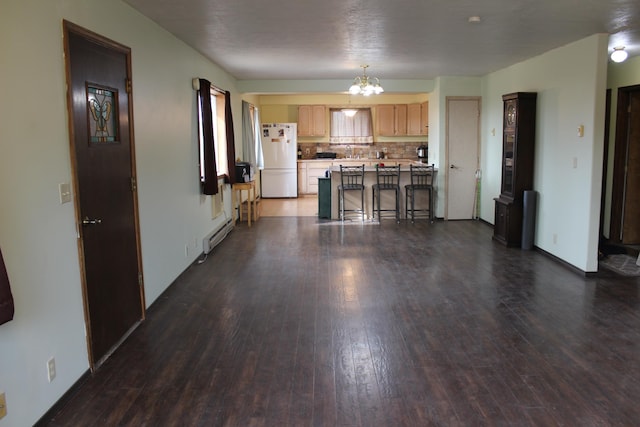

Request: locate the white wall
(0, 1), (241, 425)
(480, 34), (609, 272)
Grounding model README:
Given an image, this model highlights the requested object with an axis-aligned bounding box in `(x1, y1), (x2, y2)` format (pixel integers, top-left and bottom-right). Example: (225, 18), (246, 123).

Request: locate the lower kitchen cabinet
(297, 162), (307, 194)
(307, 162), (332, 194)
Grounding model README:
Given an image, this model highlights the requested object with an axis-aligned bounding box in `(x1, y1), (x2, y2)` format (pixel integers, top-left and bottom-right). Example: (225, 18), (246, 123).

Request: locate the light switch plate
(59, 183), (71, 204)
(47, 357), (56, 382)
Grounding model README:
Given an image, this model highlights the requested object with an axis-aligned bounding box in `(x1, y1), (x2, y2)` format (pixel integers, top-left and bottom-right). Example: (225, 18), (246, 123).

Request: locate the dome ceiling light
(610, 46), (628, 63)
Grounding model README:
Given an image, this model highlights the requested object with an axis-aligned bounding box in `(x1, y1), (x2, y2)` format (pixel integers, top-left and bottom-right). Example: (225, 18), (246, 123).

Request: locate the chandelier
(348, 65), (384, 96)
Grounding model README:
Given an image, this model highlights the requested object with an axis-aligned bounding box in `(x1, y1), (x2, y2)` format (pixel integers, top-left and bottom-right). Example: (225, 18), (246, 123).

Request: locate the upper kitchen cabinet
(378, 103), (427, 136)
(297, 105), (326, 137)
(377, 104), (408, 136)
(420, 101), (429, 135)
(407, 102), (429, 136)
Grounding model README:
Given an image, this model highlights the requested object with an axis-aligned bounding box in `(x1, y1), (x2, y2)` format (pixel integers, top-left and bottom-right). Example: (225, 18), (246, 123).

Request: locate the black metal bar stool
(372, 165), (400, 222)
(338, 164), (365, 221)
(405, 163), (434, 223)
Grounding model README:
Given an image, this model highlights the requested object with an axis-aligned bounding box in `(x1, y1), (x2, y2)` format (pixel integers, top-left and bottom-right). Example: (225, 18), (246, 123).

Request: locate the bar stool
(372, 165), (400, 223)
(405, 163), (435, 223)
(338, 164), (365, 221)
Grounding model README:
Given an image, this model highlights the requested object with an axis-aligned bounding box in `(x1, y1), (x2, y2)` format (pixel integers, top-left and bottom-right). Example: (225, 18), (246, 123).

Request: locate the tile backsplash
(298, 141), (427, 160)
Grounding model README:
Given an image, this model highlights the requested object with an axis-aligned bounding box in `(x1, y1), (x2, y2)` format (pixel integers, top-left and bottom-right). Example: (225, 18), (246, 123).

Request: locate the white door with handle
(446, 97), (480, 220)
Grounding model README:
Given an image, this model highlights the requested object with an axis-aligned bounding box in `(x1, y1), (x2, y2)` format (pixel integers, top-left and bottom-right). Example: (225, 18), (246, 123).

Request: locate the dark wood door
(622, 91), (640, 243)
(64, 22), (144, 368)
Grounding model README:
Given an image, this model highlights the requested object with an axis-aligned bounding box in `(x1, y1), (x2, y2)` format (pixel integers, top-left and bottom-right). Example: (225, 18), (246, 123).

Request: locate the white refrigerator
(261, 123), (298, 198)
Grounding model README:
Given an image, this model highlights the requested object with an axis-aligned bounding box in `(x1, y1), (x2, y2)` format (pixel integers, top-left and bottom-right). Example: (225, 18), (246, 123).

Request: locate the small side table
(232, 181), (257, 227)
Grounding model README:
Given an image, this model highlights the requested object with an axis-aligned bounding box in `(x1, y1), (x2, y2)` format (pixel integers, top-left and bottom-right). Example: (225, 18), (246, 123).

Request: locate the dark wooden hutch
(493, 92), (537, 247)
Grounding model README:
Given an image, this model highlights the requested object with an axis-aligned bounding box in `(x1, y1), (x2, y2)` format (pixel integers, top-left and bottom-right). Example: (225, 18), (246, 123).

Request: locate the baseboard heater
(202, 217), (234, 255)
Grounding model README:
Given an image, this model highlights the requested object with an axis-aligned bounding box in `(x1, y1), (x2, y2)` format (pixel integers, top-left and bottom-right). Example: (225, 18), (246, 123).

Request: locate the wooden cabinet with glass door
(493, 92), (537, 247)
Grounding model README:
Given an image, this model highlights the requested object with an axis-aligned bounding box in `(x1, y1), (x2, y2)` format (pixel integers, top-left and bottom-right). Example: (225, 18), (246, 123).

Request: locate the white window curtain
(329, 108), (374, 144)
(242, 101), (256, 167)
(241, 101), (264, 170)
(254, 107), (264, 170)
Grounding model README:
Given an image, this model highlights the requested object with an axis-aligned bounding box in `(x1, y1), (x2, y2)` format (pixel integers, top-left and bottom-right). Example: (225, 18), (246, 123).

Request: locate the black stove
(315, 152), (337, 159)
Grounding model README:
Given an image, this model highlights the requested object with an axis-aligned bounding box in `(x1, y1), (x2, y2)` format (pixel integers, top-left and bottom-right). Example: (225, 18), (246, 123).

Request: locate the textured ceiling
(124, 0), (640, 81)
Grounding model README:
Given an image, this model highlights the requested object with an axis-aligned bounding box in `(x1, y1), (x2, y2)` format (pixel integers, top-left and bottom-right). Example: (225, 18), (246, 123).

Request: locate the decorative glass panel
(87, 85), (118, 143)
(502, 133), (515, 195)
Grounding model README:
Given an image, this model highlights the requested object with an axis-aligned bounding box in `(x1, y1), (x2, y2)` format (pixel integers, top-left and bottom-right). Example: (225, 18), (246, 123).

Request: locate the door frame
(63, 21), (145, 370)
(444, 96), (481, 220)
(610, 84), (640, 243)
(600, 89), (611, 238)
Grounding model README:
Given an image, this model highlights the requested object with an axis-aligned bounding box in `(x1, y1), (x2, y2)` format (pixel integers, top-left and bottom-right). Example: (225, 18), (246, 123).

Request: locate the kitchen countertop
(328, 165), (437, 220)
(298, 158), (421, 163)
(329, 164), (436, 172)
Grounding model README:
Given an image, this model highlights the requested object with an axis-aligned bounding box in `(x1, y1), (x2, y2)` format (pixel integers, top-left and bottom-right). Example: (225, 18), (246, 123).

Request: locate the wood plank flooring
(261, 196), (318, 217)
(42, 218), (640, 426)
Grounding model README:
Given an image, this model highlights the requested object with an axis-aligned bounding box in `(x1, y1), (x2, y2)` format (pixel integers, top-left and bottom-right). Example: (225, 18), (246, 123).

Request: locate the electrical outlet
(553, 234), (558, 244)
(47, 357), (56, 382)
(383, 147), (388, 153)
(305, 148), (310, 155)
(0, 392), (7, 419)
(185, 244), (189, 257)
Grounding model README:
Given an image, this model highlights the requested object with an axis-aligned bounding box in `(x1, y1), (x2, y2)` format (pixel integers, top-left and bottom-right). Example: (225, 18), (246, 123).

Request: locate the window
(196, 78), (237, 195)
(329, 108), (374, 144)
(197, 87), (228, 181)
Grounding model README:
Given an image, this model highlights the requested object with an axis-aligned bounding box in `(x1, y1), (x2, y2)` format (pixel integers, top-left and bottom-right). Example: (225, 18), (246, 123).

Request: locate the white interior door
(446, 97), (480, 220)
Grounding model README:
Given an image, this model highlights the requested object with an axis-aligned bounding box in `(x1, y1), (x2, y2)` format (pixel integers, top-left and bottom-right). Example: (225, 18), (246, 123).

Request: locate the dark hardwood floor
(43, 218), (640, 426)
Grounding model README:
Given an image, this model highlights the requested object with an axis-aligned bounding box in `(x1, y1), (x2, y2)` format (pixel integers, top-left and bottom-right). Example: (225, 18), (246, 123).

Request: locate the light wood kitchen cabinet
(420, 101), (429, 135)
(298, 161), (332, 195)
(297, 162), (307, 194)
(297, 105), (326, 137)
(377, 104), (408, 136)
(407, 104), (421, 135)
(407, 102), (429, 135)
(306, 161), (333, 194)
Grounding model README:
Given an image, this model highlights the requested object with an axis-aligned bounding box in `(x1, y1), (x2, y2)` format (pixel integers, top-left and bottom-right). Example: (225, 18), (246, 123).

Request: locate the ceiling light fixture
(348, 65), (384, 96)
(342, 96), (358, 117)
(611, 46), (628, 63)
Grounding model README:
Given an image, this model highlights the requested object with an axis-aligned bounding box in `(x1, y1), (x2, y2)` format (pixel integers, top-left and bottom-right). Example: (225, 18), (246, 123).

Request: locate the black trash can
(521, 190), (537, 250)
(318, 177), (331, 219)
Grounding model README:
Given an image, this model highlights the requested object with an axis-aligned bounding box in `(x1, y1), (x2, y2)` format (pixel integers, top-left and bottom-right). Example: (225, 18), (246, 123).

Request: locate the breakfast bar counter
(328, 163), (437, 220)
